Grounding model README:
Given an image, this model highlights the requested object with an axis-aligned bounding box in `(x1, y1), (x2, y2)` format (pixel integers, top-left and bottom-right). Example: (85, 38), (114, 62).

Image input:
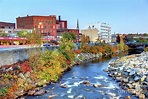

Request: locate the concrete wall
(0, 46), (58, 67)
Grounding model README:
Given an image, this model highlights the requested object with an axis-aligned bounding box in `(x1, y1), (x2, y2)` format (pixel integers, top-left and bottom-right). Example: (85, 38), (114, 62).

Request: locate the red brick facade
(16, 15), (57, 36)
(16, 15), (79, 40)
(67, 29), (79, 40)
(0, 22), (15, 29)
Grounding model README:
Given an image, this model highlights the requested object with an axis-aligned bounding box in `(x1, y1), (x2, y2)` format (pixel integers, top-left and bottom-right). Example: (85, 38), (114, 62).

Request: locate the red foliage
(66, 60), (71, 65)
(20, 61), (32, 73)
(74, 49), (82, 54)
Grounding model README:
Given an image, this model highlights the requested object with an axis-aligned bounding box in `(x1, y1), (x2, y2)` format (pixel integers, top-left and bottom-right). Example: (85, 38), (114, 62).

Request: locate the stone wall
(0, 46), (58, 67)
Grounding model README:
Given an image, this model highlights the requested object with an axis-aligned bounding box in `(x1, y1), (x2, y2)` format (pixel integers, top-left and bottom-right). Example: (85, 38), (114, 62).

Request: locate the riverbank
(105, 52), (148, 99)
(26, 52), (138, 99)
(0, 52), (102, 99)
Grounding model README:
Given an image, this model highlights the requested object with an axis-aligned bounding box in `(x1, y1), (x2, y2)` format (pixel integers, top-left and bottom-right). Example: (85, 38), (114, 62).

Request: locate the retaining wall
(0, 46), (58, 67)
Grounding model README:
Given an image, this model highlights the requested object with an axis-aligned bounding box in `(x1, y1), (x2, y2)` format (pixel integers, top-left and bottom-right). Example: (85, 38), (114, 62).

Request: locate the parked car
(43, 43), (50, 47)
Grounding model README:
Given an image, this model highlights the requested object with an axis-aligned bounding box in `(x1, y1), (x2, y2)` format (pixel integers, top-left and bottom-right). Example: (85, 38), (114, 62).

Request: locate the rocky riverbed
(105, 52), (148, 99)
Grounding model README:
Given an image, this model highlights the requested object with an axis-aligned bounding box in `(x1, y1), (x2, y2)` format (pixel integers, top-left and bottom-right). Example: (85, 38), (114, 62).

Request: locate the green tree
(61, 32), (76, 42)
(58, 32), (76, 61)
(0, 33), (8, 37)
(17, 30), (29, 37)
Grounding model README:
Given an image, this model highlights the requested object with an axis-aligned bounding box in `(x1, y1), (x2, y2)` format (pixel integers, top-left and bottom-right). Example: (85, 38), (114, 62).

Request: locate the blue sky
(0, 0), (148, 33)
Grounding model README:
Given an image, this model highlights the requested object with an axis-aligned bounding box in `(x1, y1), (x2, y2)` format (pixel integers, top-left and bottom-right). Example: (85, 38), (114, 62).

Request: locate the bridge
(126, 42), (148, 50)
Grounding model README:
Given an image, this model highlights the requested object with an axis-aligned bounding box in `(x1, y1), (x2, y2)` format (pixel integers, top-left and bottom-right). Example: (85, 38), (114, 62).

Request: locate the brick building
(56, 16), (79, 39)
(56, 16), (67, 36)
(16, 15), (57, 36)
(0, 22), (15, 29)
(16, 15), (79, 40)
(67, 29), (79, 41)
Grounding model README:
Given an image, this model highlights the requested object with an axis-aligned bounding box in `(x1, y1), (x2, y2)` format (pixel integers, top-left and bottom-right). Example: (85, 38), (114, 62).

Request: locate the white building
(86, 22), (111, 43)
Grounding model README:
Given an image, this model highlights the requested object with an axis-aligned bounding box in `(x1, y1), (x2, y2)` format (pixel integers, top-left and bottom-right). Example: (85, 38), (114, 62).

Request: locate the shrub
(103, 44), (112, 53)
(98, 46), (106, 54)
(0, 86), (8, 97)
(20, 61), (32, 73)
(90, 46), (99, 54)
(74, 49), (82, 54)
(145, 46), (148, 51)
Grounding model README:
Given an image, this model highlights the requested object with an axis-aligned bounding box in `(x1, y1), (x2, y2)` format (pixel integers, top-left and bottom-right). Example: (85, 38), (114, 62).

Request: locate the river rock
(6, 66), (13, 72)
(45, 90), (50, 93)
(117, 72), (122, 77)
(122, 72), (129, 76)
(116, 77), (122, 82)
(146, 77), (148, 82)
(145, 92), (148, 98)
(18, 73), (26, 80)
(123, 78), (129, 83)
(134, 76), (140, 81)
(129, 78), (134, 84)
(48, 94), (57, 98)
(131, 90), (136, 95)
(139, 94), (145, 99)
(104, 68), (108, 72)
(25, 71), (30, 78)
(129, 70), (136, 76)
(126, 84), (133, 89)
(34, 89), (45, 96)
(60, 84), (67, 88)
(93, 84), (101, 88)
(28, 90), (36, 96)
(141, 75), (146, 82)
(83, 80), (91, 85)
(124, 96), (131, 99)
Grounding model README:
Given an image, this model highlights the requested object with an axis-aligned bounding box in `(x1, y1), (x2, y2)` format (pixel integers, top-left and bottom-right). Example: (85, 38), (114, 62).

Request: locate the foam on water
(94, 75), (108, 80)
(75, 94), (83, 98)
(104, 82), (119, 89)
(67, 88), (72, 94)
(67, 81), (84, 88)
(68, 95), (74, 98)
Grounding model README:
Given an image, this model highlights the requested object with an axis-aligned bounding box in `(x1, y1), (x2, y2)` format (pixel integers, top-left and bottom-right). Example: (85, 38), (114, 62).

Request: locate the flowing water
(26, 52), (140, 99)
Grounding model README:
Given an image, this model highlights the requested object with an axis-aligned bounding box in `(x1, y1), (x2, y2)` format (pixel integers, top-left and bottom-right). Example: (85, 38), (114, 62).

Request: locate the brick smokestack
(59, 15), (61, 21)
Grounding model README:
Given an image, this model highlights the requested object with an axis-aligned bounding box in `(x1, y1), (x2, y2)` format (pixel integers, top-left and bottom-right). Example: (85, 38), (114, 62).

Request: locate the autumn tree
(58, 32), (76, 62)
(81, 35), (90, 46)
(26, 29), (42, 46)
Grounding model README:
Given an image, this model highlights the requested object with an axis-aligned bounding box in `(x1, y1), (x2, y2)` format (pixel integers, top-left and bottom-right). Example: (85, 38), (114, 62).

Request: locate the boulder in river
(48, 94), (58, 98)
(60, 84), (67, 88)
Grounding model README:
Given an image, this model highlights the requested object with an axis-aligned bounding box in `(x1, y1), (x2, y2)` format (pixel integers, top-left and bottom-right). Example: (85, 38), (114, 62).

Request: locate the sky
(0, 0), (148, 34)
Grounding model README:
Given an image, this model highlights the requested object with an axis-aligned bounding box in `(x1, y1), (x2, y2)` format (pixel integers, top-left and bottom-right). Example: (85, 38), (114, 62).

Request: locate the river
(25, 51), (140, 99)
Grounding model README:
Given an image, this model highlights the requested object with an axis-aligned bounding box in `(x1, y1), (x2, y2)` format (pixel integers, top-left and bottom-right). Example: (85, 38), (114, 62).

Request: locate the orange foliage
(109, 45), (118, 53)
(97, 46), (106, 54)
(90, 46), (99, 54)
(82, 44), (91, 53)
(6, 82), (18, 99)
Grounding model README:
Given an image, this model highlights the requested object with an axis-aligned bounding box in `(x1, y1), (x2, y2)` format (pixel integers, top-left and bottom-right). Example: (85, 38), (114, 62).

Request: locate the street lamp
(38, 22), (49, 43)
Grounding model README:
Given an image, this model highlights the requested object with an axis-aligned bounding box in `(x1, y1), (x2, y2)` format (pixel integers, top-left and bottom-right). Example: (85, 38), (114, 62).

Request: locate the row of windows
(33, 19), (56, 24)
